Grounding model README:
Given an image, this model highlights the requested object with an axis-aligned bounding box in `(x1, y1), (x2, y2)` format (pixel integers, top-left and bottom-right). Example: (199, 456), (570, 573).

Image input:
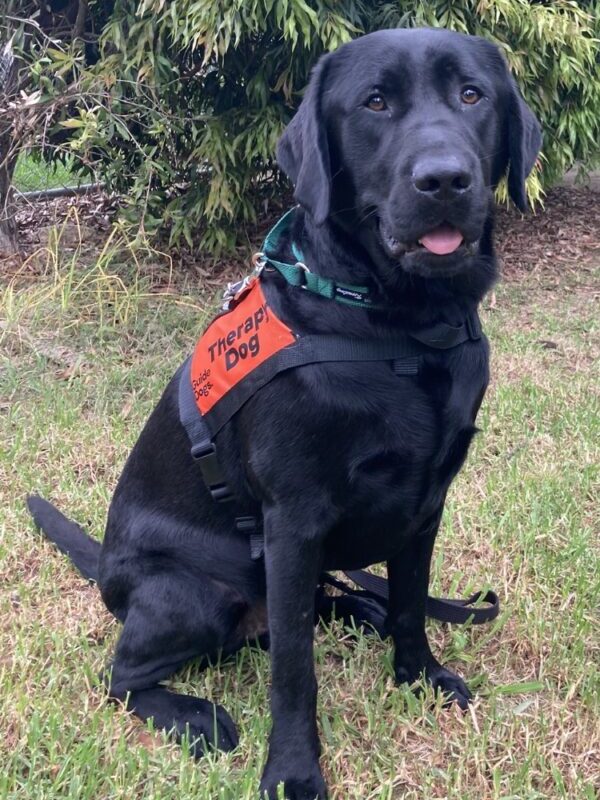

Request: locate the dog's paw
(395, 658), (472, 711)
(168, 695), (239, 755)
(260, 765), (328, 800)
(426, 662), (472, 710)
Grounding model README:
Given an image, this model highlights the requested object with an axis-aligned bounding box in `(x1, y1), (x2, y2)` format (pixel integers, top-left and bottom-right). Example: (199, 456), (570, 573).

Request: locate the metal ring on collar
(295, 261), (310, 289)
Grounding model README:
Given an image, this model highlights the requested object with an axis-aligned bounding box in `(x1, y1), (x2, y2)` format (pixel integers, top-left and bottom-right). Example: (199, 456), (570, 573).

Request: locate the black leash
(323, 570), (500, 626)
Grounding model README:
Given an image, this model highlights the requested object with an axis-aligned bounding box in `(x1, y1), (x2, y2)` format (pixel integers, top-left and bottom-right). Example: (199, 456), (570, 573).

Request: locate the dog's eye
(460, 86), (482, 105)
(366, 93), (387, 112)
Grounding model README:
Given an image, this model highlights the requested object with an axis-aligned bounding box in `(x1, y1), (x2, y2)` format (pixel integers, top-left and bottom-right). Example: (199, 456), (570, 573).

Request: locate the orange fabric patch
(190, 278), (296, 415)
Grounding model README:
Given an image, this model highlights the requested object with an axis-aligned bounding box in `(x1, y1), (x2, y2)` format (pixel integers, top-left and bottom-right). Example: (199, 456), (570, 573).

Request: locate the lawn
(0, 204), (598, 799)
(12, 155), (78, 194)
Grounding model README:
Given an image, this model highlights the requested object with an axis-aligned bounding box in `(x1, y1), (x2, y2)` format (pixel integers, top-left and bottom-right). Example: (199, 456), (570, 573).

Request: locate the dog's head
(277, 29), (541, 283)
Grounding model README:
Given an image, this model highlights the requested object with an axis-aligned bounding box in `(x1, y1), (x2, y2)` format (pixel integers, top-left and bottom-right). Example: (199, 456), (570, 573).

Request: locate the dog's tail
(27, 495), (100, 582)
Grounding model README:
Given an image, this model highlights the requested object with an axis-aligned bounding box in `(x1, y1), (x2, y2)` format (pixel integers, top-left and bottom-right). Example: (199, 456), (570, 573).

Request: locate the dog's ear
(277, 56), (332, 225)
(506, 80), (542, 212)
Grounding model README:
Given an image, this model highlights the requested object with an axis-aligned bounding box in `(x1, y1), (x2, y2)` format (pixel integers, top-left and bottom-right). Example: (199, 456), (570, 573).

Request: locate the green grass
(0, 226), (598, 799)
(13, 154), (78, 193)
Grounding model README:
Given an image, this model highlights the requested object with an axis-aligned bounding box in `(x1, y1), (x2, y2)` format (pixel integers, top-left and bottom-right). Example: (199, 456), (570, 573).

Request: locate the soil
(494, 186), (599, 279)
(3, 185), (599, 285)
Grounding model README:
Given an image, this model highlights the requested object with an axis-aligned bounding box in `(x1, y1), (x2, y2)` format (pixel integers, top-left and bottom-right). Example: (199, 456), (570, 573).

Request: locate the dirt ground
(6, 185), (600, 287)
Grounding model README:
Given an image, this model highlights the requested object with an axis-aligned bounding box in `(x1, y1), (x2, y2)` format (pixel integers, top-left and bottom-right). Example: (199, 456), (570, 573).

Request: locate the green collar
(254, 208), (483, 350)
(258, 208), (384, 310)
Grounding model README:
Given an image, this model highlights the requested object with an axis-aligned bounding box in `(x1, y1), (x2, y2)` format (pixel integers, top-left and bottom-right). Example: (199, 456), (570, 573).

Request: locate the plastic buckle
(191, 441), (216, 461)
(236, 515), (259, 533)
(191, 443), (234, 503)
(392, 356), (420, 376)
(236, 516), (264, 559)
(466, 313), (482, 341)
(211, 485), (234, 503)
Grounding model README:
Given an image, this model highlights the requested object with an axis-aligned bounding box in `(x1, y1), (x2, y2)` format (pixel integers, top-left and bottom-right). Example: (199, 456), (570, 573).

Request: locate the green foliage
(4, 0), (599, 250)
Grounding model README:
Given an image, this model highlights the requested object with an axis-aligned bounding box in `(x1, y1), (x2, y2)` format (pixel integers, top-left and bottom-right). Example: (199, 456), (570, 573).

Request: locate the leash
(321, 571), (499, 626)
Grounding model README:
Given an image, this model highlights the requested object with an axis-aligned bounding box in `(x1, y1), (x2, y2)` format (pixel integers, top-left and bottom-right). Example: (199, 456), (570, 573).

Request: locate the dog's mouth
(379, 218), (478, 260)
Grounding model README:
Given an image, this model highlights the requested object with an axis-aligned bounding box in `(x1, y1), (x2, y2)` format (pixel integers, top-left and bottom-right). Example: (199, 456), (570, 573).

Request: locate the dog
(28, 27), (541, 800)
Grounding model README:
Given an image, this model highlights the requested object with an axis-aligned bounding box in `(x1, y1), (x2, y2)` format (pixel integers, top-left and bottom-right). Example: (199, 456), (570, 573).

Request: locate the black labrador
(28, 28), (541, 800)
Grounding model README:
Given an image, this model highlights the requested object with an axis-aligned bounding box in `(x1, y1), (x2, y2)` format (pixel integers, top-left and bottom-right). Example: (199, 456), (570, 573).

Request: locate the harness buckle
(190, 442), (234, 503)
(235, 517), (264, 559)
(466, 313), (482, 341)
(211, 485), (235, 503)
(235, 515), (259, 532)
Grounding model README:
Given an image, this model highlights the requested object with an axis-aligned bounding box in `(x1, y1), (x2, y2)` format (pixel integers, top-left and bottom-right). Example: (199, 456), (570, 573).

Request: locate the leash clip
(222, 254), (266, 310)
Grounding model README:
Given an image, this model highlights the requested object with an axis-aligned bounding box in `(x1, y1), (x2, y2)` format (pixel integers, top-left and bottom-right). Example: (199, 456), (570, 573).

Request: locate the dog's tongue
(419, 225), (463, 255)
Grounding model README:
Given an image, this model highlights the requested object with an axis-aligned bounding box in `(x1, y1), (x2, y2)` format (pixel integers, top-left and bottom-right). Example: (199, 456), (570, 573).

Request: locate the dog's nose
(412, 157), (472, 200)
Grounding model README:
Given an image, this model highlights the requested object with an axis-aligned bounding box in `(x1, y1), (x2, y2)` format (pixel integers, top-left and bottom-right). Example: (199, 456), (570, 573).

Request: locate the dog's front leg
(259, 505), (328, 800)
(387, 510), (472, 709)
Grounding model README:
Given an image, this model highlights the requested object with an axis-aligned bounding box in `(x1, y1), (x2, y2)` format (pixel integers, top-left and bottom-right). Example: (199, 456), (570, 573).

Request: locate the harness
(178, 209), (499, 626)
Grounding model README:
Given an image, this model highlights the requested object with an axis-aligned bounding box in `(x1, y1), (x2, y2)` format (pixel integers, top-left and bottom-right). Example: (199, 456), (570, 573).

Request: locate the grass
(0, 217), (598, 799)
(12, 154), (78, 193)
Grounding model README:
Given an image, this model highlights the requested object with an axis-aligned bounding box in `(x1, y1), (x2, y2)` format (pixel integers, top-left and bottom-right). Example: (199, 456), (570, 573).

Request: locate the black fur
(27, 495), (100, 581)
(28, 28), (540, 799)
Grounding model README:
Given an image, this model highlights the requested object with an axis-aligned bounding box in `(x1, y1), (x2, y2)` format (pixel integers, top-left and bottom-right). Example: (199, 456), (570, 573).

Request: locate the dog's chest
(320, 348), (487, 566)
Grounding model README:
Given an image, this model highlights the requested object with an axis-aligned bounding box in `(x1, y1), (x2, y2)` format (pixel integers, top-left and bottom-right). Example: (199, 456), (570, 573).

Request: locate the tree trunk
(0, 150), (18, 258)
(0, 39), (19, 257)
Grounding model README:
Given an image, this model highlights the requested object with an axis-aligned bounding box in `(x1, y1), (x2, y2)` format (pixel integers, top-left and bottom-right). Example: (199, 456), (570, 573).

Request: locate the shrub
(3, 0), (599, 251)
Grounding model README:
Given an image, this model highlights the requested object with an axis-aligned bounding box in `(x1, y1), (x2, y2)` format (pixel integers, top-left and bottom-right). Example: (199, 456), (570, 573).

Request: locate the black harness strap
(410, 312), (482, 349)
(179, 359), (234, 502)
(178, 332), (428, 496)
(201, 332), (440, 436)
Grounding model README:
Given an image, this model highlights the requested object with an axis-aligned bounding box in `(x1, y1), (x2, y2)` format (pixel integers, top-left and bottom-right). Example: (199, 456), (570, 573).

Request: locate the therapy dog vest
(188, 276), (295, 431)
